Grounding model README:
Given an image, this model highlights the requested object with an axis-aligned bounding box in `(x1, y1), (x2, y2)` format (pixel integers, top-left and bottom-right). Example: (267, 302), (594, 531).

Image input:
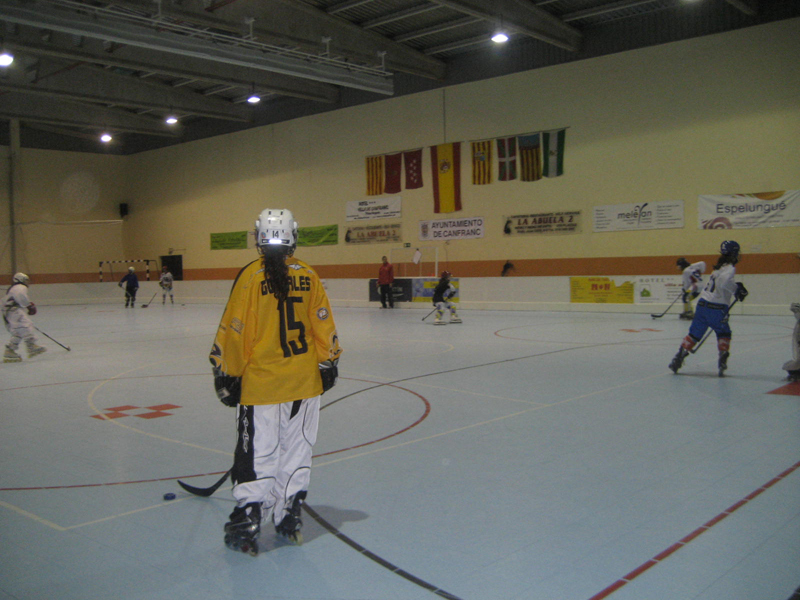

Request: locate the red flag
(384, 152), (401, 194)
(404, 149), (423, 189)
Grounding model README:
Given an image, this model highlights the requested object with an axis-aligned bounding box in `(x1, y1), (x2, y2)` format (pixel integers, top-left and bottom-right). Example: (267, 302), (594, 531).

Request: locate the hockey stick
(421, 307), (436, 322)
(34, 326), (71, 351)
(177, 469), (231, 497)
(650, 294), (681, 319)
(141, 292), (158, 308)
(689, 298), (738, 354)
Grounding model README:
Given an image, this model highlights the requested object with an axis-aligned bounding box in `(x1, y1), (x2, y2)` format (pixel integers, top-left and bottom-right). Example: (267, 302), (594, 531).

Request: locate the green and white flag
(542, 129), (566, 177)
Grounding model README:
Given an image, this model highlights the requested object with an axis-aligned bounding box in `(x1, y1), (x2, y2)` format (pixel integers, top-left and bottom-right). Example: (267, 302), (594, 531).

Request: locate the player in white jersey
(159, 266), (174, 304)
(3, 273), (46, 363)
(432, 271), (461, 325)
(676, 258), (706, 320)
(669, 241), (748, 376)
(783, 303), (800, 381)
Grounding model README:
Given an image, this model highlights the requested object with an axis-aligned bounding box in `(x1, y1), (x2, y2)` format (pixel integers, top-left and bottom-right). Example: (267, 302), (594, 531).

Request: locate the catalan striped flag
(471, 140), (492, 185)
(542, 129), (566, 177)
(518, 134), (542, 182)
(431, 142), (462, 213)
(366, 155), (384, 196)
(497, 137), (517, 181)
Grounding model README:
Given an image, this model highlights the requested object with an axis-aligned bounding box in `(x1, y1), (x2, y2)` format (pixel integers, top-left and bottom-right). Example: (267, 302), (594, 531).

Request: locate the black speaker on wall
(119, 203), (129, 218)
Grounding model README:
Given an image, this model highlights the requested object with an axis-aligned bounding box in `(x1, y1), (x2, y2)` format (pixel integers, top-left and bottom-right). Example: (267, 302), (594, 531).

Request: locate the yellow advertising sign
(570, 277), (634, 304)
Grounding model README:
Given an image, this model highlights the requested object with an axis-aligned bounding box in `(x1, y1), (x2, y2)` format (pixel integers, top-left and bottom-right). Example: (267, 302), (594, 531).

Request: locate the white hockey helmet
(128, 266), (135, 272)
(12, 272), (30, 285)
(255, 209), (298, 253)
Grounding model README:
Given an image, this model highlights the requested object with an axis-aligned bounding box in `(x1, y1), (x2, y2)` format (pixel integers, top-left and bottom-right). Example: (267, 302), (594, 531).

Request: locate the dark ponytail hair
(262, 246), (291, 303)
(713, 253), (737, 270)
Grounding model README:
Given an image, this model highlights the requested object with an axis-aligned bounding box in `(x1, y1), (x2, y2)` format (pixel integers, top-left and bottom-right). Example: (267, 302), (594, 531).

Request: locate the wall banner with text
(418, 217), (484, 241)
(503, 211), (581, 235)
(698, 190), (800, 229)
(210, 231), (249, 250)
(635, 276), (682, 304)
(593, 201), (684, 232)
(344, 223), (402, 244)
(297, 224), (338, 247)
(346, 197), (402, 221)
(570, 277), (634, 304)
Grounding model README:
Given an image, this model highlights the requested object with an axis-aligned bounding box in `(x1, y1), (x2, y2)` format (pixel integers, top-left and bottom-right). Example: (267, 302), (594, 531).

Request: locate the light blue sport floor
(1, 303), (798, 600)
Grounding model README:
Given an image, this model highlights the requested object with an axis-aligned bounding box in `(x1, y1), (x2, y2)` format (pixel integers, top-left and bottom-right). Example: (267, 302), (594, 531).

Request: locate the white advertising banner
(635, 276), (683, 305)
(346, 197), (402, 221)
(419, 217), (485, 241)
(593, 201), (684, 232)
(698, 190), (800, 229)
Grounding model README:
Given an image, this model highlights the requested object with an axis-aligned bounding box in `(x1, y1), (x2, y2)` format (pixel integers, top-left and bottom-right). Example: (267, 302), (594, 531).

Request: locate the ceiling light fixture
(0, 51), (14, 67)
(491, 31), (509, 44)
(247, 93), (261, 104)
(165, 115), (179, 124)
(100, 133), (113, 143)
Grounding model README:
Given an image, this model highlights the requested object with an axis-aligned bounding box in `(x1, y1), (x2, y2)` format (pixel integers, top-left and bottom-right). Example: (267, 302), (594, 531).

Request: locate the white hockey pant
(232, 397), (320, 526)
(161, 286), (173, 299)
(4, 309), (36, 351)
(436, 300), (458, 319)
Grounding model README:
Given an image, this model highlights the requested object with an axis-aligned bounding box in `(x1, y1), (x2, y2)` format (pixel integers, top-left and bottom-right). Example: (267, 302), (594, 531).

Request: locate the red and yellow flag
(366, 155), (384, 196)
(430, 142), (462, 213)
(471, 140), (492, 185)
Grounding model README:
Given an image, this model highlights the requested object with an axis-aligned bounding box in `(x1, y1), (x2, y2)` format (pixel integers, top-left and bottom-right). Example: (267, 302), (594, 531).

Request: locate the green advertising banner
(297, 224), (338, 247)
(210, 231), (249, 250)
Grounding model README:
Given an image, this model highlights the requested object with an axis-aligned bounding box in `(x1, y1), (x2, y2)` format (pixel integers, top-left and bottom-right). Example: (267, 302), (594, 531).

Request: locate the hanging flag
(497, 137), (517, 181)
(518, 134), (542, 182)
(366, 155), (384, 196)
(471, 140), (492, 185)
(430, 142), (462, 213)
(384, 152), (402, 194)
(404, 149), (423, 189)
(542, 129), (566, 177)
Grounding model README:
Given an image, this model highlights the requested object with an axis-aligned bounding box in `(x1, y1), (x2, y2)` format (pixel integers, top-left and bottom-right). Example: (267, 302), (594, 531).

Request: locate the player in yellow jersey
(210, 208), (342, 555)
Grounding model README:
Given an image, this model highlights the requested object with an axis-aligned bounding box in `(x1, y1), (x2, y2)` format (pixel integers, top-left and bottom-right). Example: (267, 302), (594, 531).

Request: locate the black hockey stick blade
(178, 469), (231, 497)
(34, 327), (71, 351)
(141, 292), (158, 308)
(651, 295), (680, 319)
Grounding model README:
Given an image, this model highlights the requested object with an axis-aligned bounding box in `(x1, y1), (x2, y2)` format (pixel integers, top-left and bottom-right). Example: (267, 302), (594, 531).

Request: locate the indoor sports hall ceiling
(0, 0), (798, 154)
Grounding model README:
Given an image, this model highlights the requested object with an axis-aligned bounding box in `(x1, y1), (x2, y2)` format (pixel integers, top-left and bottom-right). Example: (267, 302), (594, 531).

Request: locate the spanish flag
(431, 142), (462, 213)
(471, 140), (492, 185)
(366, 155), (384, 196)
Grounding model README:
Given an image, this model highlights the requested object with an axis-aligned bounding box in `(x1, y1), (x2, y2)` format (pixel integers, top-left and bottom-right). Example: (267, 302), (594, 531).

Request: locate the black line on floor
(304, 504), (463, 600)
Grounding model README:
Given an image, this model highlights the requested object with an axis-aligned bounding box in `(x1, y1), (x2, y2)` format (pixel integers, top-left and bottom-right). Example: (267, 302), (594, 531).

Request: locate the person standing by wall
(210, 208), (343, 555)
(118, 266), (139, 308)
(159, 266), (174, 305)
(377, 255), (395, 309)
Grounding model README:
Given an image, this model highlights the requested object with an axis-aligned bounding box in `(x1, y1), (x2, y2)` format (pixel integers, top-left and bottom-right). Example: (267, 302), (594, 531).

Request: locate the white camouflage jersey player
(3, 273), (46, 363)
(676, 258), (706, 320)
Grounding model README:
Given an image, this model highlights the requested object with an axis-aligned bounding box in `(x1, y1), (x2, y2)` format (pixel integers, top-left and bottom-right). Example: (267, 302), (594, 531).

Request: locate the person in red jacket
(377, 255), (394, 309)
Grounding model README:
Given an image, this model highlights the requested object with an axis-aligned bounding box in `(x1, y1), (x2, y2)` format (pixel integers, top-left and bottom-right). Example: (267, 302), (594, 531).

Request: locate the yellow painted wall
(4, 18), (800, 283)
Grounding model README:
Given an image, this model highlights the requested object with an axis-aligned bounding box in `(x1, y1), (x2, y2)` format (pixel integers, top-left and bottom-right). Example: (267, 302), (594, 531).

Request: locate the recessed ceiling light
(0, 51), (13, 67)
(247, 94), (261, 104)
(491, 32), (509, 44)
(100, 133), (113, 143)
(165, 116), (179, 124)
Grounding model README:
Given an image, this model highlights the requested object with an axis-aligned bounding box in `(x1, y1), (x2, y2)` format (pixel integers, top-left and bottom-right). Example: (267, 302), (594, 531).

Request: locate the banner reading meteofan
(698, 190), (800, 229)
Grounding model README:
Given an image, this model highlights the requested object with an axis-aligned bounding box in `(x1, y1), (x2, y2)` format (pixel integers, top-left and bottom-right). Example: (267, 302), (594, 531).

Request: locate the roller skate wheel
(290, 531), (303, 546)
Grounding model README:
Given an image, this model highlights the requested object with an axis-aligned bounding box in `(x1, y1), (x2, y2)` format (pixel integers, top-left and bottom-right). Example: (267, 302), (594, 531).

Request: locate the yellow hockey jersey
(210, 257), (342, 405)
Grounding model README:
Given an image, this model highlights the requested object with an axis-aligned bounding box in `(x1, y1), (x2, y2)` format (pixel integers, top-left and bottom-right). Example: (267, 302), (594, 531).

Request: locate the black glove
(735, 282), (748, 302)
(319, 359), (339, 393)
(212, 367), (241, 407)
(27, 303), (37, 316)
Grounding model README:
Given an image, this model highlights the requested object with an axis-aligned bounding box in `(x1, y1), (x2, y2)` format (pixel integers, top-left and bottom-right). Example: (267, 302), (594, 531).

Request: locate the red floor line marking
(587, 459), (800, 600)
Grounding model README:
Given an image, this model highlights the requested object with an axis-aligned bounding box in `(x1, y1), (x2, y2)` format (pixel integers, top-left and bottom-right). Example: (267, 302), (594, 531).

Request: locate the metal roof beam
(3, 32), (340, 104)
(0, 93), (181, 136)
(0, 2), (394, 95)
(427, 0), (581, 52)
(0, 62), (251, 122)
(724, 0), (758, 16)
